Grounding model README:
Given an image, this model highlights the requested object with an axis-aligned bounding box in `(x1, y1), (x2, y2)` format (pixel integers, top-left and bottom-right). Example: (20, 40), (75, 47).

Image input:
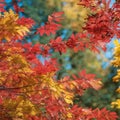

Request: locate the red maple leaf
(50, 37), (66, 53)
(36, 12), (63, 36)
(0, 0), (5, 12)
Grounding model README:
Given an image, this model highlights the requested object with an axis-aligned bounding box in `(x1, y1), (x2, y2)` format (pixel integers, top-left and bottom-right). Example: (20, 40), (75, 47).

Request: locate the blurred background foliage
(6, 0), (120, 116)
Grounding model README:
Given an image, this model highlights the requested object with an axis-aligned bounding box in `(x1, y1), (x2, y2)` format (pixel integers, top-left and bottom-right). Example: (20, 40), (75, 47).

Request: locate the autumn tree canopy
(0, 0), (120, 120)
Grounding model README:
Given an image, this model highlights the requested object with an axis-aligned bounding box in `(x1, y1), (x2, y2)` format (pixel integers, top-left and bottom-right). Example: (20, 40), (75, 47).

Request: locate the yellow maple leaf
(114, 39), (120, 46)
(0, 10), (30, 41)
(111, 99), (120, 109)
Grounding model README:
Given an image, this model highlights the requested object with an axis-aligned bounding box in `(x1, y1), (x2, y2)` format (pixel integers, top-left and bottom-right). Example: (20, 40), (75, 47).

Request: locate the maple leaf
(0, 0), (5, 12)
(84, 11), (113, 43)
(16, 17), (35, 29)
(111, 99), (120, 109)
(12, 0), (24, 13)
(112, 39), (120, 68)
(0, 10), (34, 41)
(66, 33), (89, 52)
(87, 108), (118, 120)
(48, 11), (64, 23)
(66, 34), (79, 49)
(37, 22), (61, 36)
(36, 12), (63, 36)
(50, 37), (67, 53)
(72, 70), (102, 95)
